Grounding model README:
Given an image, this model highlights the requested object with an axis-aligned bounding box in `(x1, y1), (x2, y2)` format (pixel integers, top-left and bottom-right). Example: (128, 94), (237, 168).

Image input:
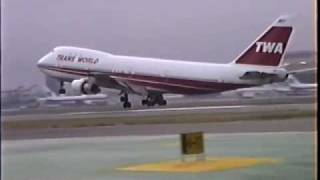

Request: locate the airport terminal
(1, 0), (317, 180)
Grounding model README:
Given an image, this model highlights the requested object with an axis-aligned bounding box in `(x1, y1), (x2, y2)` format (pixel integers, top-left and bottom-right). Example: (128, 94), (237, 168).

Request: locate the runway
(5, 104), (249, 121)
(3, 96), (316, 122)
(2, 97), (316, 179)
(3, 102), (316, 140)
(2, 95), (315, 118)
(4, 117), (314, 140)
(64, 105), (246, 116)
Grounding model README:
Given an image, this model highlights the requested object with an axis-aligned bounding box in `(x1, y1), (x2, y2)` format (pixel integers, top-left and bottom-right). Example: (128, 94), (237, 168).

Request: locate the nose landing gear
(59, 81), (66, 94)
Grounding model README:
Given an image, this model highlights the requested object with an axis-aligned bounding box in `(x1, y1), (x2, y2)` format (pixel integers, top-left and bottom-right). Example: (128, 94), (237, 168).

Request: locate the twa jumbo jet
(38, 16), (294, 108)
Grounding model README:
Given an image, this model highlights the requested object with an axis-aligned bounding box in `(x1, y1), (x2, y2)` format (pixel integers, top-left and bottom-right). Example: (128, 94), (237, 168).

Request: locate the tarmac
(2, 96), (317, 180)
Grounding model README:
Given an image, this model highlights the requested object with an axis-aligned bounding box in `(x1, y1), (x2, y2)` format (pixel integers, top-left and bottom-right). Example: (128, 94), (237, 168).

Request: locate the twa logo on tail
(233, 25), (293, 66)
(232, 16), (293, 66)
(255, 42), (283, 54)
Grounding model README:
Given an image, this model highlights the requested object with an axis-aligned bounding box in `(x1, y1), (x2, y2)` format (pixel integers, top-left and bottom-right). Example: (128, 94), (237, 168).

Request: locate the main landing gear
(120, 92), (132, 108)
(120, 93), (167, 109)
(59, 81), (66, 94)
(141, 94), (167, 107)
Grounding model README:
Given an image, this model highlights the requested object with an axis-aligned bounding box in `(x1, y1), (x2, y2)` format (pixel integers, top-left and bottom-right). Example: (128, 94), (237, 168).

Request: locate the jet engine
(71, 78), (101, 94)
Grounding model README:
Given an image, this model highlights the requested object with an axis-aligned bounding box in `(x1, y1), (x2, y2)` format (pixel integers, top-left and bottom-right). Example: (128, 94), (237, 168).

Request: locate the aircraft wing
(89, 72), (121, 86)
(91, 72), (166, 95)
(111, 75), (168, 95)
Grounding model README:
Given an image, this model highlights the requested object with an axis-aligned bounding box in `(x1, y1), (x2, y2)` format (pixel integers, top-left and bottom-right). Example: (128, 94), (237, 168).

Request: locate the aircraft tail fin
(231, 15), (293, 67)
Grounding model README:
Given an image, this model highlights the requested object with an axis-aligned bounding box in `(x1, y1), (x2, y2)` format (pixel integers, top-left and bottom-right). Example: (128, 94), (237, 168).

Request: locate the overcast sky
(1, 0), (316, 90)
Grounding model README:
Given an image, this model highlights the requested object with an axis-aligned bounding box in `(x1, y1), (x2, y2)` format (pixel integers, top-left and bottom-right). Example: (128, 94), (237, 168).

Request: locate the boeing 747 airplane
(37, 16), (294, 108)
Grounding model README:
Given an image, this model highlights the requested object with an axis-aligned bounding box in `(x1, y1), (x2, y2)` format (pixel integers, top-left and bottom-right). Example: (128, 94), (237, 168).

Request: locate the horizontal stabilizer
(239, 71), (279, 80)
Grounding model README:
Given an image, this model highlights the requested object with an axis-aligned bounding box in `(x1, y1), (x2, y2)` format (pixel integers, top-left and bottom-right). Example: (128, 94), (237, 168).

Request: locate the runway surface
(2, 95), (315, 118)
(3, 102), (316, 140)
(3, 100), (315, 122)
(2, 97), (316, 179)
(4, 117), (315, 140)
(4, 104), (247, 121)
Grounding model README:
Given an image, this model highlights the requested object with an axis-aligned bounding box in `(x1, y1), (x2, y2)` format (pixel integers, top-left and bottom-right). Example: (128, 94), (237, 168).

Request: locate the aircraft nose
(37, 52), (53, 68)
(37, 58), (45, 68)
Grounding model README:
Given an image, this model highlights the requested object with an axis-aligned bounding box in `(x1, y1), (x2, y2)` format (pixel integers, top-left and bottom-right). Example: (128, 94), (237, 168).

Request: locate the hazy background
(1, 0), (316, 90)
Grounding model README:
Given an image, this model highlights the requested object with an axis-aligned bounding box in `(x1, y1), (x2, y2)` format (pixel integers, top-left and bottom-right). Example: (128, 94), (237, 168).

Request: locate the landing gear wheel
(141, 99), (148, 106)
(120, 92), (132, 108)
(59, 81), (66, 95)
(158, 100), (167, 106)
(144, 94), (167, 107)
(59, 88), (66, 94)
(120, 93), (129, 102)
(123, 102), (132, 108)
(147, 101), (155, 107)
(120, 96), (126, 102)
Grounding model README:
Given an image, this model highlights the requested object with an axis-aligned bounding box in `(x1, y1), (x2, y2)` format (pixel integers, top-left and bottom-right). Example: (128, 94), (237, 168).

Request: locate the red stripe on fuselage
(45, 67), (89, 76)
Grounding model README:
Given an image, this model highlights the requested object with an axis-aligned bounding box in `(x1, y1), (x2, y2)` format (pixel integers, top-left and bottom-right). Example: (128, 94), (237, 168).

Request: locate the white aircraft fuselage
(37, 16), (293, 108)
(38, 46), (283, 94)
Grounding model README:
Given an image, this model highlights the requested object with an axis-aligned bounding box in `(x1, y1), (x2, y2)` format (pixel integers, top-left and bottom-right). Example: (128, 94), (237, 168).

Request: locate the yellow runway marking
(117, 157), (279, 173)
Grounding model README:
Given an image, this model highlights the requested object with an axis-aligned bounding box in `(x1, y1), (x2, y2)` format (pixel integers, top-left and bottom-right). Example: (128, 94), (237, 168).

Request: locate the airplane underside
(37, 16), (295, 109)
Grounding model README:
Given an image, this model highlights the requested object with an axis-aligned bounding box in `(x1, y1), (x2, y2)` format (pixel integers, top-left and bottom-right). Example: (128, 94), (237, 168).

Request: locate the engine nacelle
(71, 78), (101, 94)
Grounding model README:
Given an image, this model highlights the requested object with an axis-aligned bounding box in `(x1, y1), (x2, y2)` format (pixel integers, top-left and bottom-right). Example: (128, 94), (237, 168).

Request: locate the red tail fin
(233, 16), (293, 66)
